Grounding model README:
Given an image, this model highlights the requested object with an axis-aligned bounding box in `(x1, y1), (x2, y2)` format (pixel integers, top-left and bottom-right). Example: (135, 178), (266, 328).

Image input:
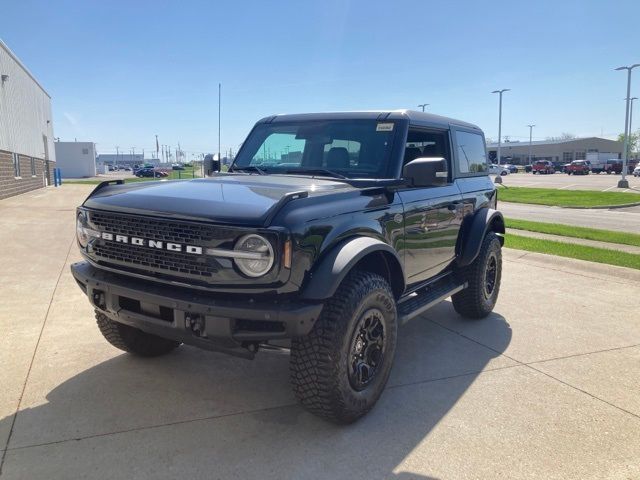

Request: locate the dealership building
(487, 137), (623, 165)
(0, 39), (56, 200)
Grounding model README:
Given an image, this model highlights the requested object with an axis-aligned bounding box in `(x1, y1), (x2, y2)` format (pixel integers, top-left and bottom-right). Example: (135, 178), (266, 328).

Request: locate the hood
(82, 175), (355, 226)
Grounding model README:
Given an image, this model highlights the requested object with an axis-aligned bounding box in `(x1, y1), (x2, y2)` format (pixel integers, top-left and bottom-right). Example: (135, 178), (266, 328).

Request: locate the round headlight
(76, 213), (89, 248)
(234, 234), (274, 277)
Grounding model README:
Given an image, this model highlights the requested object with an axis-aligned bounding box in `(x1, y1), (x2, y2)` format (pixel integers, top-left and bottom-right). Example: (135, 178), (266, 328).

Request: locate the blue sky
(3, 0), (639, 158)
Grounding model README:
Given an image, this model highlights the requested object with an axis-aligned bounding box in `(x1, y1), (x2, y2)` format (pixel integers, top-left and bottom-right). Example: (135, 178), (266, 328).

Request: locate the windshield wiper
(285, 168), (347, 179)
(232, 165), (267, 175)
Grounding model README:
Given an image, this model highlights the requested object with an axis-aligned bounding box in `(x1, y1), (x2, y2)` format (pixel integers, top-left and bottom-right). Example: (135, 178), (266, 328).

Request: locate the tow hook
(185, 313), (206, 337)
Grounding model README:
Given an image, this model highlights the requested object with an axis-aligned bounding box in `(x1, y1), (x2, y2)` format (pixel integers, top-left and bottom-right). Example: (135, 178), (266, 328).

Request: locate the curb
(558, 201), (640, 210)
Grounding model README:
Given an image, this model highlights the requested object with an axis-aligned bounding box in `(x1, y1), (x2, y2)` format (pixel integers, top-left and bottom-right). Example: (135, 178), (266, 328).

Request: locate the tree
(546, 132), (577, 141)
(617, 130), (639, 156)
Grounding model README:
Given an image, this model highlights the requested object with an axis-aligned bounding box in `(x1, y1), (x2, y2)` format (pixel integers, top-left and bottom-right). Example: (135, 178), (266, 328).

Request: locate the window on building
(82, 148), (89, 155)
(12, 153), (21, 178)
(587, 148), (598, 153)
(562, 152), (573, 162)
(454, 131), (487, 174)
(30, 157), (36, 176)
(575, 151), (586, 160)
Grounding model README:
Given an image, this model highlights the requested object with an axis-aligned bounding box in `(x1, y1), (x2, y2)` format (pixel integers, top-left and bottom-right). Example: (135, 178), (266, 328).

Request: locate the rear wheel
(290, 270), (397, 424)
(96, 311), (181, 357)
(453, 232), (502, 319)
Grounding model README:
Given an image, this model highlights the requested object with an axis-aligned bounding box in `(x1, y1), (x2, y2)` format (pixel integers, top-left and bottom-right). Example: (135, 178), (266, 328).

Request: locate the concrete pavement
(500, 201), (640, 233)
(495, 171), (640, 193)
(1, 185), (639, 480)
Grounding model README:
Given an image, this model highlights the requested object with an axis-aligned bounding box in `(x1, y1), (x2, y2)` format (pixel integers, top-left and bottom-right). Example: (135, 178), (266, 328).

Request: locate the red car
(566, 160), (590, 175)
(532, 160), (555, 174)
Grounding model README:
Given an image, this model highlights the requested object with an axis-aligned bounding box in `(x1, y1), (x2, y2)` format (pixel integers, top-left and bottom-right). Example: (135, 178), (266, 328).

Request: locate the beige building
(487, 137), (623, 165)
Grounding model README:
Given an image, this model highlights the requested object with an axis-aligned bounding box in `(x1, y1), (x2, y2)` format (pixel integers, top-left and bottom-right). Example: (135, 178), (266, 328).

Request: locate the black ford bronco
(72, 111), (504, 423)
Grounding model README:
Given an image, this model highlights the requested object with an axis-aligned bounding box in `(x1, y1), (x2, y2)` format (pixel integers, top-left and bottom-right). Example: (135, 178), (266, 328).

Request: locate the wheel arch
(456, 208), (505, 267)
(300, 236), (405, 301)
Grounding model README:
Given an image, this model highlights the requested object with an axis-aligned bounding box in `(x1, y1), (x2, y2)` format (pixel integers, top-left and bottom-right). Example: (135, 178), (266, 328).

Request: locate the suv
(532, 160), (555, 174)
(71, 111), (504, 423)
(565, 160), (590, 175)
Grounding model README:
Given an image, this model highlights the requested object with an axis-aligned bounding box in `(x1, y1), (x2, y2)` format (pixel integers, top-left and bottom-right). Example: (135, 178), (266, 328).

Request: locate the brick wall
(0, 149), (49, 200)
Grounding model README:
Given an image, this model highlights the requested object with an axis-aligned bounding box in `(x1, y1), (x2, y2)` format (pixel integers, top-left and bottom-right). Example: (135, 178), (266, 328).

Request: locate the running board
(398, 276), (467, 324)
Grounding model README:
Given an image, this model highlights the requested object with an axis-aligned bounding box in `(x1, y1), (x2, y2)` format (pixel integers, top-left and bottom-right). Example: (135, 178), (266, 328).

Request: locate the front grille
(86, 210), (237, 283)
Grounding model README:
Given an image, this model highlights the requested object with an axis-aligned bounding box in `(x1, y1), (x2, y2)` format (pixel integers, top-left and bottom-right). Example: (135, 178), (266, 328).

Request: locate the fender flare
(457, 208), (505, 267)
(300, 236), (404, 301)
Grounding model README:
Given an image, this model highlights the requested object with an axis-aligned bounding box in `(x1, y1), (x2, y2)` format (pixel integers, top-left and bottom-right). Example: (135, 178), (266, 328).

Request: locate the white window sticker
(376, 122), (394, 132)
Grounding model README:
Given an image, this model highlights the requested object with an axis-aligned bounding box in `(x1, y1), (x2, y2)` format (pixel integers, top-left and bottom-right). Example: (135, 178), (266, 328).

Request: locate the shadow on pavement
(1, 302), (511, 479)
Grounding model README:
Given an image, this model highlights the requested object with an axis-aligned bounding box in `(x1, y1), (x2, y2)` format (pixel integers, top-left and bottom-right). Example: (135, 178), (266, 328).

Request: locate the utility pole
(417, 103), (429, 112)
(492, 89), (510, 166)
(115, 146), (119, 168)
(527, 125), (535, 166)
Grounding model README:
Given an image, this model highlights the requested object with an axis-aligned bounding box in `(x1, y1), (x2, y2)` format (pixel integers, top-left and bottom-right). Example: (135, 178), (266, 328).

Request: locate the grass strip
(506, 218), (640, 247)
(506, 233), (640, 270)
(64, 167), (203, 185)
(498, 187), (639, 207)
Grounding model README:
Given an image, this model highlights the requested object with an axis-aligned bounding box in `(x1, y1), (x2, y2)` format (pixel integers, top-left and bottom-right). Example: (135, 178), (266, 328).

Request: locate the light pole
(115, 146), (119, 168)
(417, 103), (429, 112)
(492, 89), (510, 166)
(615, 64), (640, 188)
(527, 125), (535, 167)
(629, 97), (637, 160)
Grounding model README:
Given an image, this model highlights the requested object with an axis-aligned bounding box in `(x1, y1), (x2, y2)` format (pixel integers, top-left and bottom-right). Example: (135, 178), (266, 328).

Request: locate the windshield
(232, 120), (398, 179)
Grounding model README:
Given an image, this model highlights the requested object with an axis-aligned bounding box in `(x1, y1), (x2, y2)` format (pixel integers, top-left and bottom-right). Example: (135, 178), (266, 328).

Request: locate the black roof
(258, 110), (481, 131)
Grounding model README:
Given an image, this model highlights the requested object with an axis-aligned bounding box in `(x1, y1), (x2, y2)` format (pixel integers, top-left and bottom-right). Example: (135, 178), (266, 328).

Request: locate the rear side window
(455, 131), (487, 175)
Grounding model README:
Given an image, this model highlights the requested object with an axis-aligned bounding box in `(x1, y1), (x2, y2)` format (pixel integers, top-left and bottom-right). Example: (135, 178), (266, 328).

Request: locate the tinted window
(455, 131), (487, 174)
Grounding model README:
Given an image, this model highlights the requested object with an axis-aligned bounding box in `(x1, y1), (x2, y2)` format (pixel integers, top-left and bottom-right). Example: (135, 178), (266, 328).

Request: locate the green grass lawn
(506, 218), (640, 247)
(498, 186), (640, 207)
(506, 233), (640, 270)
(65, 167), (203, 185)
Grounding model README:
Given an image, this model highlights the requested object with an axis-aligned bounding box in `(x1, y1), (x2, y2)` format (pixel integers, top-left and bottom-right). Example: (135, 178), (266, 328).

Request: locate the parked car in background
(565, 160), (590, 175)
(135, 167), (165, 178)
(502, 164), (518, 173)
(171, 164), (185, 170)
(604, 160), (623, 174)
(532, 160), (555, 174)
(489, 164), (509, 175)
(524, 164), (533, 173)
(633, 163), (640, 177)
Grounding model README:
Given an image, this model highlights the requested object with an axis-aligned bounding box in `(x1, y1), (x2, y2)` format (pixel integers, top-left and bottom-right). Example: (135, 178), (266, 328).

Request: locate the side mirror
(403, 157), (448, 187)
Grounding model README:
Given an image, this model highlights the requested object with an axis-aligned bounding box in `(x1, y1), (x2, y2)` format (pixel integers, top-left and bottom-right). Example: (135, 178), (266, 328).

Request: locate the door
(398, 128), (463, 285)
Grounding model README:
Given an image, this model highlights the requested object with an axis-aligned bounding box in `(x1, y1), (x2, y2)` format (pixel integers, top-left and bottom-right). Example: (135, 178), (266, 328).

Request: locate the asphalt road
(494, 171), (640, 193)
(500, 201), (640, 233)
(1, 185), (639, 480)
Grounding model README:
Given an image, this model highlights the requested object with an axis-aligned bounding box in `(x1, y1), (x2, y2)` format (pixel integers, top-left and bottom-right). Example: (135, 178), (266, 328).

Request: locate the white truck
(586, 152), (620, 174)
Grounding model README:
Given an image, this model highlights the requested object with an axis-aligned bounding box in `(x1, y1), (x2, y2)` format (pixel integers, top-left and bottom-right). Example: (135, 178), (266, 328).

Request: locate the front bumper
(71, 261), (323, 359)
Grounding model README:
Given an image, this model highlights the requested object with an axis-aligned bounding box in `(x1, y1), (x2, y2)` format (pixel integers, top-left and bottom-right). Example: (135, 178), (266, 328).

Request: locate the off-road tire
(96, 311), (181, 357)
(290, 270), (397, 424)
(452, 232), (502, 319)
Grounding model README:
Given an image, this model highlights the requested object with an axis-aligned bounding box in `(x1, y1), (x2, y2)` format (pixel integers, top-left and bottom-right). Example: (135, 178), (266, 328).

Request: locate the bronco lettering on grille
(100, 232), (203, 255)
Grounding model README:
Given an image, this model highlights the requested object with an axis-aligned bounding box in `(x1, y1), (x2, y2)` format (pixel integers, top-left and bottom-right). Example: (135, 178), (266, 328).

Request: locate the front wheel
(96, 312), (181, 357)
(452, 232), (502, 319)
(290, 271), (397, 424)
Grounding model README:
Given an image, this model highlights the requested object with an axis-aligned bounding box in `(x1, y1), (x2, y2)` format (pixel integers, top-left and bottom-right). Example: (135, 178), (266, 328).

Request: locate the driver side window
(404, 129), (449, 171)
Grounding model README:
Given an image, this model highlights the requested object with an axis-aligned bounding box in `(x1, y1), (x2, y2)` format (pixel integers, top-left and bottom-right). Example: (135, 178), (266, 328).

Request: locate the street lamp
(615, 64), (640, 188)
(491, 89), (510, 166)
(629, 97), (637, 159)
(527, 125), (536, 166)
(417, 103), (429, 112)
